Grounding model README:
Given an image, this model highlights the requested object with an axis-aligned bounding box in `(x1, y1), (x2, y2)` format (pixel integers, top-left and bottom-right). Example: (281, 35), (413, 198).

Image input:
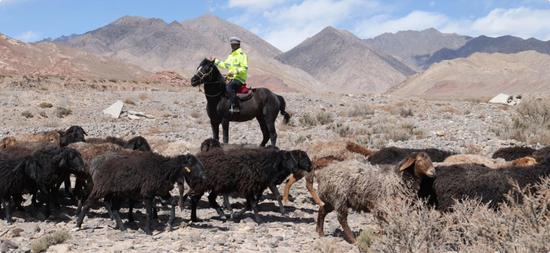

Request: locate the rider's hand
(226, 72), (235, 79)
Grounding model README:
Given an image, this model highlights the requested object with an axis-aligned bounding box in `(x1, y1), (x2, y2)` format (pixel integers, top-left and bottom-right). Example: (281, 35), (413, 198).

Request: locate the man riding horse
(210, 36), (247, 114)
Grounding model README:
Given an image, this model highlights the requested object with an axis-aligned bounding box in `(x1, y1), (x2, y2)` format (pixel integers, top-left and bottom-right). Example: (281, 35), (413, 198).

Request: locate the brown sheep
(282, 140), (373, 206)
(435, 154), (537, 169)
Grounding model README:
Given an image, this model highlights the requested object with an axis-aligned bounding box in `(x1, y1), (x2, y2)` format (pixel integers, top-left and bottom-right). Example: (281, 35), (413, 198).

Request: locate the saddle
(236, 84), (254, 101)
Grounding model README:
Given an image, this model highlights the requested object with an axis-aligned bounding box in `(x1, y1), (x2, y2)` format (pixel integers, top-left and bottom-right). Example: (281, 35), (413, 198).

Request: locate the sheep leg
(222, 119), (230, 144)
(337, 209), (356, 244)
(257, 117), (270, 147)
(222, 194), (234, 219)
(190, 194), (201, 222)
(208, 192), (226, 220)
(282, 174), (299, 204)
(62, 176), (72, 198)
(144, 198), (154, 235)
(177, 181), (186, 210)
(168, 197), (177, 231)
(127, 199), (135, 223)
(249, 196), (262, 223)
(316, 203), (333, 237)
(76, 198), (96, 228)
(268, 184), (285, 215)
(306, 175), (325, 207)
(2, 199), (13, 224)
(111, 199), (126, 231)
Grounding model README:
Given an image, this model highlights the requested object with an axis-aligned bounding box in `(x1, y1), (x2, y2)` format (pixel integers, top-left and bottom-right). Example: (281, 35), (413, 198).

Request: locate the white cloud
(467, 7), (550, 40)
(254, 0), (378, 51)
(354, 7), (550, 41)
(355, 11), (449, 38)
(15, 31), (40, 42)
(228, 0), (288, 10)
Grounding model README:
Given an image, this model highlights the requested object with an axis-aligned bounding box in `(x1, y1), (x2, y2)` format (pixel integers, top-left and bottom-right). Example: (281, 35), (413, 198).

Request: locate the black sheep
(491, 146), (536, 161)
(398, 152), (550, 211)
(59, 125), (87, 147)
(24, 147), (86, 217)
(533, 146), (550, 162)
(86, 136), (151, 151)
(368, 146), (455, 165)
(190, 147), (312, 223)
(0, 158), (38, 223)
(76, 151), (205, 235)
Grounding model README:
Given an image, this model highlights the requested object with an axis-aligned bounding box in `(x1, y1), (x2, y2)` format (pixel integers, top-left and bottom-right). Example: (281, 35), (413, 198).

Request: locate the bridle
(194, 63), (225, 98)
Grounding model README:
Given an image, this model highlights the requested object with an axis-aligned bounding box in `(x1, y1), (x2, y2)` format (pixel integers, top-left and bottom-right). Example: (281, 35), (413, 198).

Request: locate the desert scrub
(360, 178), (550, 253)
(38, 102), (53, 108)
(347, 104), (375, 117)
(493, 98), (550, 144)
(299, 111), (334, 127)
(124, 98), (136, 105)
(31, 230), (71, 253)
(55, 107), (72, 118)
(21, 111), (34, 118)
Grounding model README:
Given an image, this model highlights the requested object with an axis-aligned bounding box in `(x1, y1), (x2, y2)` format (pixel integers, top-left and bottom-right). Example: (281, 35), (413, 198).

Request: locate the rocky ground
(0, 85), (534, 252)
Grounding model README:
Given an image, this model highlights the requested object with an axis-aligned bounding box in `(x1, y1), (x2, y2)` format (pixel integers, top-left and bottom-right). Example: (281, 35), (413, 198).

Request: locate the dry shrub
(21, 111), (34, 118)
(55, 107), (72, 118)
(139, 93), (150, 101)
(190, 111), (201, 119)
(347, 104), (375, 117)
(30, 230), (70, 253)
(493, 98), (550, 144)
(124, 98), (136, 105)
(38, 102), (53, 108)
(299, 111), (334, 127)
(360, 178), (550, 253)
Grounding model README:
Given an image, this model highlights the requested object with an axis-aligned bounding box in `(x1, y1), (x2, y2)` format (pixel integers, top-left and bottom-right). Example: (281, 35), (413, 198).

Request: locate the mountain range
(2, 14), (550, 97)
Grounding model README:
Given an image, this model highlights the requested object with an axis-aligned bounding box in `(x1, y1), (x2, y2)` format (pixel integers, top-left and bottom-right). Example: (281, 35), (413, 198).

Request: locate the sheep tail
(346, 142), (374, 157)
(277, 95), (291, 124)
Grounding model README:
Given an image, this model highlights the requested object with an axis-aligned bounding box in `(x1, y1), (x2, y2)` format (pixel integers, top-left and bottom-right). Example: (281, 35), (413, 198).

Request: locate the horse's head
(191, 58), (217, 87)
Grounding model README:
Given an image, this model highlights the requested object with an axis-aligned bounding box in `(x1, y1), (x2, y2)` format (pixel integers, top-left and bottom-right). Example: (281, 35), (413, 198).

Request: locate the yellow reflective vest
(214, 48), (248, 83)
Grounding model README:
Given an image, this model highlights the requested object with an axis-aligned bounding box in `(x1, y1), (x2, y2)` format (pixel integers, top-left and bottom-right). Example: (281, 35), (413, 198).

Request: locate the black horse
(191, 59), (290, 147)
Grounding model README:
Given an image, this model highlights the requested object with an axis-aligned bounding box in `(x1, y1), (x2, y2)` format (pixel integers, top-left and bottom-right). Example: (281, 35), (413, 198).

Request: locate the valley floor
(0, 86), (530, 252)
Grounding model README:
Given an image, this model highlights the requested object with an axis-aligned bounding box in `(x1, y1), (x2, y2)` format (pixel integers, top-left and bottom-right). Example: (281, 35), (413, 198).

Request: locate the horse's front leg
(210, 120), (220, 141)
(222, 119), (230, 144)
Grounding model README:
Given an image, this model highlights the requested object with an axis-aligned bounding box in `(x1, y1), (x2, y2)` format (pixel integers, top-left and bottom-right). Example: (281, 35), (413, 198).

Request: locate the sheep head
(290, 150), (313, 173)
(53, 148), (86, 174)
(511, 156), (537, 167)
(178, 154), (207, 186)
(1, 137), (17, 149)
(59, 125), (87, 146)
(398, 152), (435, 178)
(126, 136), (152, 151)
(199, 138), (222, 152)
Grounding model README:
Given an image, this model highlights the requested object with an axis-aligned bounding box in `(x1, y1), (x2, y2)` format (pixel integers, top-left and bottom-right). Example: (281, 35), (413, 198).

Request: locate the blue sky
(1, 0), (550, 51)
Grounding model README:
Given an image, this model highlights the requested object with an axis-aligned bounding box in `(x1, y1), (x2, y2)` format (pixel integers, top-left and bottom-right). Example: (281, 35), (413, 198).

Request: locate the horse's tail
(277, 95), (291, 124)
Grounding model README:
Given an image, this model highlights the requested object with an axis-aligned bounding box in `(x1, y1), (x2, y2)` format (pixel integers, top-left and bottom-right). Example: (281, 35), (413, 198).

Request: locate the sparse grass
(399, 107), (414, 118)
(39, 111), (48, 118)
(124, 98), (136, 105)
(299, 111), (334, 127)
(359, 178), (550, 253)
(347, 104), (375, 117)
(38, 102), (53, 108)
(55, 107), (72, 118)
(21, 111), (33, 118)
(493, 98), (550, 144)
(31, 230), (70, 253)
(190, 111), (201, 119)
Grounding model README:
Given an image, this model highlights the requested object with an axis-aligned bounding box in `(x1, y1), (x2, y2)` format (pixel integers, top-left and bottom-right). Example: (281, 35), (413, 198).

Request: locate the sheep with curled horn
(76, 151), (205, 235)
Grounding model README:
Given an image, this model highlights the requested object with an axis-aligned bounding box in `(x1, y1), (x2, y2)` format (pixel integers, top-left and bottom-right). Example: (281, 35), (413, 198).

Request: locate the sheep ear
(398, 155), (416, 172)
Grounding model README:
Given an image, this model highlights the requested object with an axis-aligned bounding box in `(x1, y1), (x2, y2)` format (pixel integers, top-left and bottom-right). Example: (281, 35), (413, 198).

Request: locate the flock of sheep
(1, 126), (549, 244)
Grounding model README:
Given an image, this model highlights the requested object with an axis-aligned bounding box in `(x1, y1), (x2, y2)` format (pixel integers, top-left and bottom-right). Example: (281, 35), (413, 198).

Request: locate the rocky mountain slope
(277, 27), (415, 94)
(391, 51), (550, 99)
(424, 35), (550, 68)
(0, 33), (149, 80)
(50, 15), (321, 92)
(364, 28), (471, 71)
